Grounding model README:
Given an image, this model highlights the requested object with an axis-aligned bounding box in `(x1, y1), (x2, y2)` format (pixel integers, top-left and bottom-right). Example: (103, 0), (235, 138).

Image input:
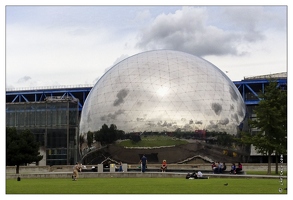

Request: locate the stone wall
(83, 142), (245, 165)
(6, 163), (287, 175)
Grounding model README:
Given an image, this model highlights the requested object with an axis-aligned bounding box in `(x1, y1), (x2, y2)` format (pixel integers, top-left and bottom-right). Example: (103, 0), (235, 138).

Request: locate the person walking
(140, 154), (147, 173)
(72, 162), (81, 181)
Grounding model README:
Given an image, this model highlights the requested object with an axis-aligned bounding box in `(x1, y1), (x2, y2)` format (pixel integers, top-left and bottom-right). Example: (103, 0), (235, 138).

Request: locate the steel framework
(6, 78), (287, 110)
(6, 86), (92, 112)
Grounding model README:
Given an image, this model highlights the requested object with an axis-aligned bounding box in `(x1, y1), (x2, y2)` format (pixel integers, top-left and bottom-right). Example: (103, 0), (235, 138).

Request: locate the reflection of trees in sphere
(79, 50), (246, 140)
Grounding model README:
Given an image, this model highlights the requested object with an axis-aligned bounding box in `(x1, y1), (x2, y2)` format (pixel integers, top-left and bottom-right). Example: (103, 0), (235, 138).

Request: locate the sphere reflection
(79, 50), (246, 145)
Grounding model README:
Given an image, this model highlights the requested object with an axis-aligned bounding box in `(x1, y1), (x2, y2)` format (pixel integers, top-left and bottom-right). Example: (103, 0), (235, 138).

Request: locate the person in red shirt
(211, 162), (218, 173)
(236, 162), (242, 174)
(161, 159), (167, 172)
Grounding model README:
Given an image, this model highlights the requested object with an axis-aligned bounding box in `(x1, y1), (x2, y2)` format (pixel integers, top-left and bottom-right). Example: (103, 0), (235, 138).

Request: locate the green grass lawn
(6, 177), (287, 194)
(246, 171), (287, 176)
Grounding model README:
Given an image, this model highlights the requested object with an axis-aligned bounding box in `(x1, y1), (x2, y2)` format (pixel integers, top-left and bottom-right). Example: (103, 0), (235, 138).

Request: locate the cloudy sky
(4, 3), (288, 90)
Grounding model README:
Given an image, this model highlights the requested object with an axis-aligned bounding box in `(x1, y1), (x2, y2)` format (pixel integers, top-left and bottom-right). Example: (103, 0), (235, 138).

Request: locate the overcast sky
(4, 3), (288, 90)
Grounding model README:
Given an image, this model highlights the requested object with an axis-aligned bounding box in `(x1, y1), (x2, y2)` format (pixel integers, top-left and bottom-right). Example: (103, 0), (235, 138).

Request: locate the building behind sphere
(79, 50), (246, 149)
(5, 59), (287, 165)
(6, 97), (79, 165)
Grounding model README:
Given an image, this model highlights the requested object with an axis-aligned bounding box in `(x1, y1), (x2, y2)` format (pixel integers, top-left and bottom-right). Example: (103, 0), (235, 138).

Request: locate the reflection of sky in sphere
(79, 50), (246, 136)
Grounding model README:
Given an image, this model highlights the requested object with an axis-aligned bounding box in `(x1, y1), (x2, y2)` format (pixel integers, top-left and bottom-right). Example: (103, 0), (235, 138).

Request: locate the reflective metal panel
(79, 50), (246, 138)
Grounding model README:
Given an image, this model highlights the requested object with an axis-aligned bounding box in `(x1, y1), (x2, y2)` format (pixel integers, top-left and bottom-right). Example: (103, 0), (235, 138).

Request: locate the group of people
(230, 162), (242, 174)
(139, 155), (167, 173)
(72, 158), (242, 181)
(211, 161), (227, 173)
(186, 171), (208, 179)
(211, 161), (242, 174)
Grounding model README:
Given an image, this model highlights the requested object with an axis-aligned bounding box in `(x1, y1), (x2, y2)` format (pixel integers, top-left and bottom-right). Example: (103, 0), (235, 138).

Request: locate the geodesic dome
(79, 50), (246, 137)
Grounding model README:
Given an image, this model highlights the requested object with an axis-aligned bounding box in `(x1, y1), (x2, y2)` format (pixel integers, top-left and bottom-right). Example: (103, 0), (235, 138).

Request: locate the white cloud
(136, 6), (284, 57)
(5, 5), (287, 89)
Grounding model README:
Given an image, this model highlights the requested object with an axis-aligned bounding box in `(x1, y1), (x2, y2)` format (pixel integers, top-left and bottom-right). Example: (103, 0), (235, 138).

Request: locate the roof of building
(244, 72), (287, 80)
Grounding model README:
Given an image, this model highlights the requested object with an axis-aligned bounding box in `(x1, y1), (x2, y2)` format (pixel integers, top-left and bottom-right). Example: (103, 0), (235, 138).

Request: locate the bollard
(122, 163), (128, 172)
(98, 164), (103, 173)
(17, 176), (21, 181)
(110, 164), (116, 172)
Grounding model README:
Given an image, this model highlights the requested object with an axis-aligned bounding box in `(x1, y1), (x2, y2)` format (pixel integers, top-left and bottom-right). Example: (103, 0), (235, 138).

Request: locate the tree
(6, 127), (43, 174)
(216, 132), (234, 148)
(94, 124), (125, 145)
(246, 79), (287, 174)
(108, 124), (118, 143)
(79, 135), (85, 155)
(87, 131), (94, 147)
(129, 133), (141, 143)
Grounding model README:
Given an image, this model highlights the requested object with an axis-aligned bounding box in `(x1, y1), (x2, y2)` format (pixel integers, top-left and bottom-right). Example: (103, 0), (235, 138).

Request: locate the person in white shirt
(196, 171), (203, 178)
(218, 162), (223, 173)
(186, 171), (209, 179)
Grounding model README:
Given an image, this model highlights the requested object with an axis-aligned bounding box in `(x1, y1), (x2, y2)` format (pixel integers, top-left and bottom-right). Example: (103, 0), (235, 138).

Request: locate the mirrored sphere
(79, 50), (246, 139)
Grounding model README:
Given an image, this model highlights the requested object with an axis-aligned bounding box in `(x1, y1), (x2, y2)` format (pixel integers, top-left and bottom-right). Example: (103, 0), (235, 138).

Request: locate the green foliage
(216, 133), (234, 147)
(248, 80), (287, 155)
(94, 124), (125, 145)
(237, 79), (287, 174)
(6, 127), (43, 173)
(129, 133), (141, 143)
(6, 178), (287, 194)
(246, 171), (287, 176)
(86, 131), (94, 147)
(205, 131), (236, 147)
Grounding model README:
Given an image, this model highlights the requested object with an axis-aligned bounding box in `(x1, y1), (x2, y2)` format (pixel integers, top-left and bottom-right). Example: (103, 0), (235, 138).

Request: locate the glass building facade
(79, 50), (246, 150)
(6, 97), (79, 165)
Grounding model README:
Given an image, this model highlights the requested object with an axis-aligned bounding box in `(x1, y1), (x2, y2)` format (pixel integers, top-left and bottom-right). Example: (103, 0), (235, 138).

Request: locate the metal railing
(6, 84), (94, 92)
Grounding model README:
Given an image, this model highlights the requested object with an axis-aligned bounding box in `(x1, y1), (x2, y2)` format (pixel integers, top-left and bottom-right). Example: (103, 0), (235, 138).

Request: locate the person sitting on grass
(186, 171), (209, 179)
(161, 159), (167, 172)
(196, 171), (203, 178)
(186, 171), (196, 179)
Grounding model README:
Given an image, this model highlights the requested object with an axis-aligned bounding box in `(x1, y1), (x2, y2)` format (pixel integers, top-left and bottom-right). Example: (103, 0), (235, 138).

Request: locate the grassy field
(118, 135), (188, 147)
(6, 177), (287, 194)
(246, 171), (287, 176)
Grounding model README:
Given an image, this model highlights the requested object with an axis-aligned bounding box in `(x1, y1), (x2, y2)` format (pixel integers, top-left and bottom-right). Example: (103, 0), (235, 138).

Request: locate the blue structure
(234, 76), (287, 105)
(6, 85), (92, 112)
(6, 74), (287, 110)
